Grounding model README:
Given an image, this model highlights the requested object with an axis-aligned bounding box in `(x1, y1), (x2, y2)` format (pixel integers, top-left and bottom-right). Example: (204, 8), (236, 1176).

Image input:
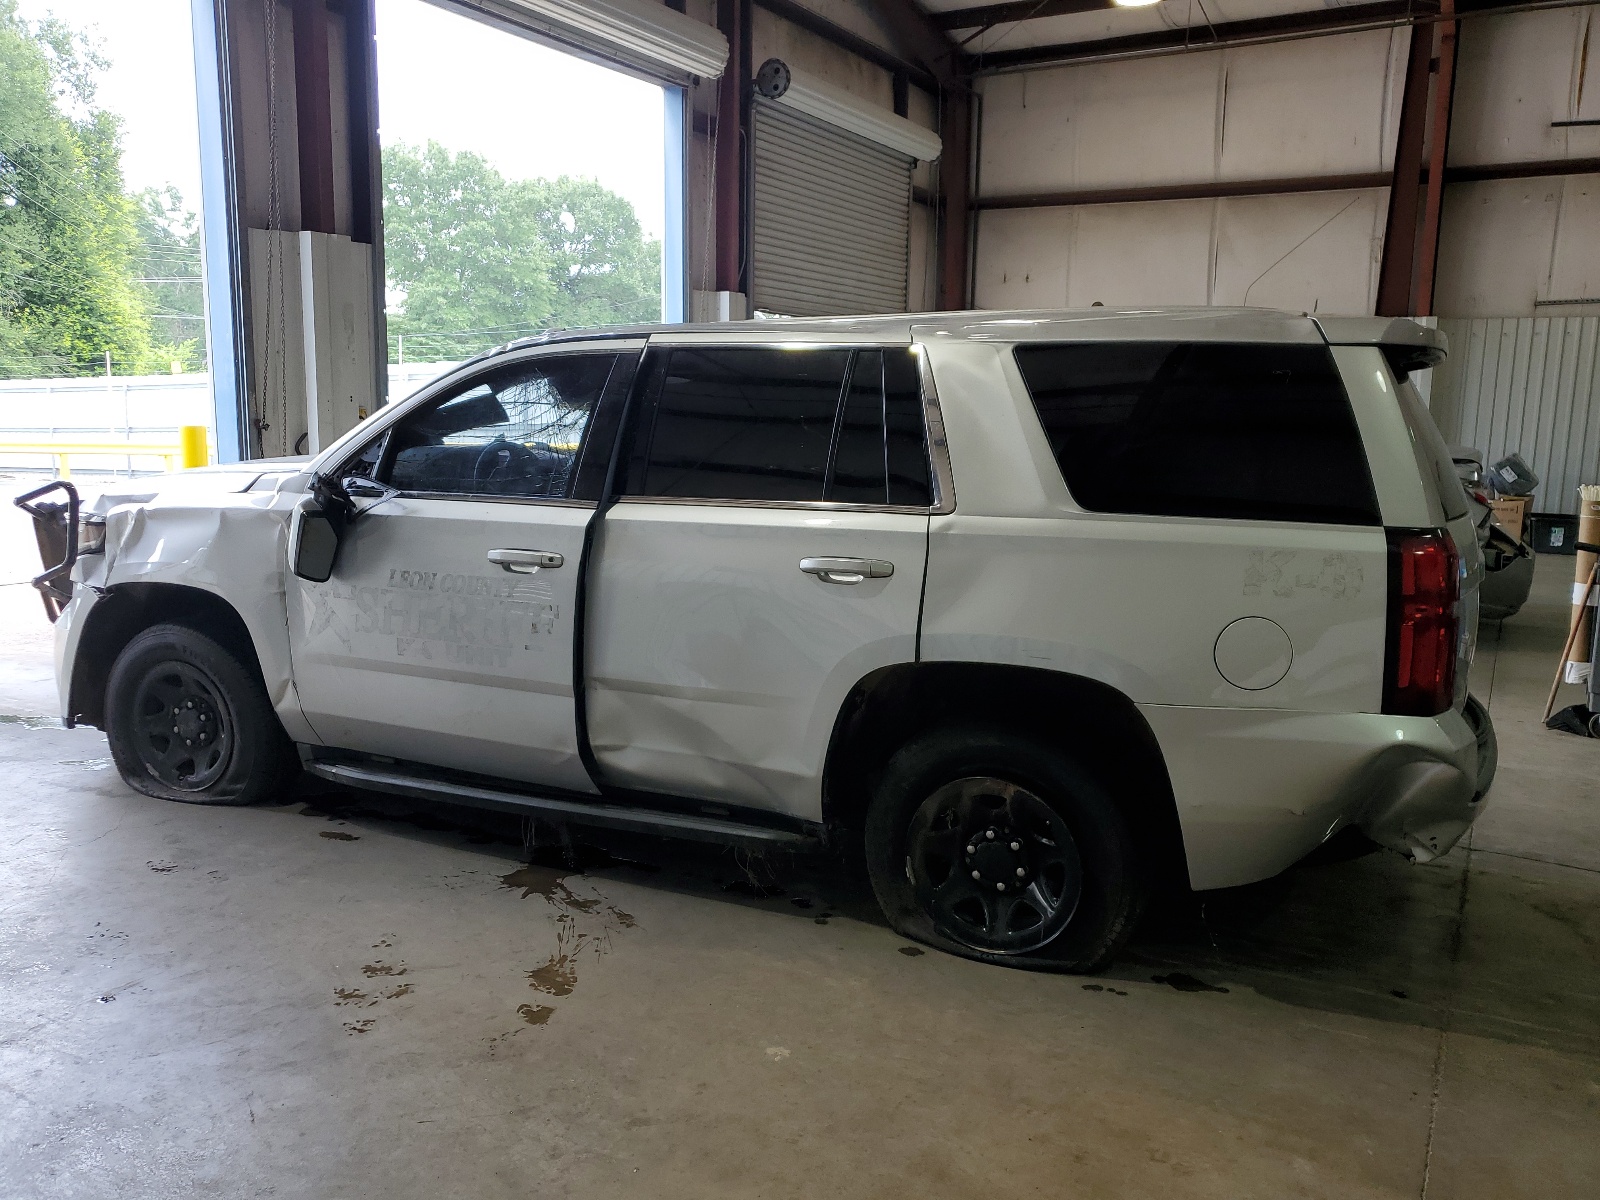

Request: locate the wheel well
(69, 583), (263, 729)
(822, 662), (1189, 887)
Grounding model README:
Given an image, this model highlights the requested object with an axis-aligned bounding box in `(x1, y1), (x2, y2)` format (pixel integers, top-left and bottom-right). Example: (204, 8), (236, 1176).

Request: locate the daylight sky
(23, 0), (668, 238)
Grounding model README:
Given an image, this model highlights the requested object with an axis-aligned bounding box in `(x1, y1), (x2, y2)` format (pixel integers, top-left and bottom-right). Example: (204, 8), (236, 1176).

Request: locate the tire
(105, 622), (295, 806)
(864, 727), (1146, 973)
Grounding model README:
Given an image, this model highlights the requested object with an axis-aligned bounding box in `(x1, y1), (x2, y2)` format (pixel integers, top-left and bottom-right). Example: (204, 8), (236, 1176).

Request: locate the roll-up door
(751, 99), (912, 318)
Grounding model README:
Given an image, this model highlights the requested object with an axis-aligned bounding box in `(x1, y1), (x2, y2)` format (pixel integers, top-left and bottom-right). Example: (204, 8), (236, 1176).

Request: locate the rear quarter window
(1013, 341), (1381, 526)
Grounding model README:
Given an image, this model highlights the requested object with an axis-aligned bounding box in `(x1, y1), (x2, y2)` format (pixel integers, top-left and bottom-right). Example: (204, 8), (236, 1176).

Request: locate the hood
(86, 457), (313, 513)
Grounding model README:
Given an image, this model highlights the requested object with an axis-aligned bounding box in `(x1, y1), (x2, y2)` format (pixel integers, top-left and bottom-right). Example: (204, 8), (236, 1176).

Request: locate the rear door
(584, 342), (934, 820)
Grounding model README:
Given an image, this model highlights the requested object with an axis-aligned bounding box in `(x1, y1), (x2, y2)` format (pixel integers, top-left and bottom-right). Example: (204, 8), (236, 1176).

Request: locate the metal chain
(261, 0), (288, 457)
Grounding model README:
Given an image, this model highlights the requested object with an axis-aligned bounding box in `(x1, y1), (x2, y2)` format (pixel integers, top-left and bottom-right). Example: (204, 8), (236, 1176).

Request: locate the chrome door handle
(487, 548), (564, 573)
(799, 556), (893, 585)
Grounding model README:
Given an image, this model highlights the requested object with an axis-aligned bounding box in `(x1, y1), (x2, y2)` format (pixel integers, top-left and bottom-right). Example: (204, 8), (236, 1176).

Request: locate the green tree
(132, 185), (206, 372)
(0, 1), (153, 377)
(381, 139), (661, 361)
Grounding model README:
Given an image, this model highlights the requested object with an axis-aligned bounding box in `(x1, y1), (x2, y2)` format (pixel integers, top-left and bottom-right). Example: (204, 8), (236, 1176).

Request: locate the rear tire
(105, 623), (295, 806)
(864, 727), (1146, 973)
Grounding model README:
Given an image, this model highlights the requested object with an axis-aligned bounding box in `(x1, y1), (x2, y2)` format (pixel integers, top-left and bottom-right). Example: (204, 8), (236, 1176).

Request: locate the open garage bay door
(751, 100), (912, 318)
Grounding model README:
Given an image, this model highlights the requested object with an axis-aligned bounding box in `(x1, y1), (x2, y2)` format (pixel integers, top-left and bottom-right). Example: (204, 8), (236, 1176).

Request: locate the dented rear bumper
(1141, 696), (1495, 891)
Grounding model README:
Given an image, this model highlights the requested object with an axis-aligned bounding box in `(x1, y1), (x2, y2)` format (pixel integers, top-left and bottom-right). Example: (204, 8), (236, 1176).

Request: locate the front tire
(864, 727), (1146, 972)
(106, 623), (294, 806)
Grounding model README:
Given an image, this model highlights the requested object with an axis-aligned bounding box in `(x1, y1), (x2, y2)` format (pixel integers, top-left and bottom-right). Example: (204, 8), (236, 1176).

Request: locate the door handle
(799, 556), (893, 585)
(487, 548), (564, 573)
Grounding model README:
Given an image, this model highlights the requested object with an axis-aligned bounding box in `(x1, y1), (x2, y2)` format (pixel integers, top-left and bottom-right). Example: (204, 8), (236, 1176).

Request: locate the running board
(301, 756), (818, 849)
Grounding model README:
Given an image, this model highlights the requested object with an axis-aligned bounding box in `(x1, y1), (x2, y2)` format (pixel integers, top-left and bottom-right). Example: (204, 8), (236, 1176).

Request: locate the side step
(301, 755), (818, 849)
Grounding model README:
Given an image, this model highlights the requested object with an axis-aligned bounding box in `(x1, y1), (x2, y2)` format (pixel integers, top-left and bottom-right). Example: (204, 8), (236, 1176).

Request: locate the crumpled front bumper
(1358, 694), (1497, 863)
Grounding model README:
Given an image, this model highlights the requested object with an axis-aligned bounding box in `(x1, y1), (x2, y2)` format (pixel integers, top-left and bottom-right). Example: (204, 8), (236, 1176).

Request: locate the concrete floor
(1, 490), (1596, 1200)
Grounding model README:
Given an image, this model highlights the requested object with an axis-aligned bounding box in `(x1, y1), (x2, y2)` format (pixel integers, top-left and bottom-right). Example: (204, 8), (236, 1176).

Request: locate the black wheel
(865, 727), (1146, 972)
(106, 623), (295, 806)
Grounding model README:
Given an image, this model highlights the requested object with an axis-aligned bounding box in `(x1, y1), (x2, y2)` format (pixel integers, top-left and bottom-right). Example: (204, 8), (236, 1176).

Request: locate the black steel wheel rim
(129, 660), (234, 790)
(906, 776), (1083, 955)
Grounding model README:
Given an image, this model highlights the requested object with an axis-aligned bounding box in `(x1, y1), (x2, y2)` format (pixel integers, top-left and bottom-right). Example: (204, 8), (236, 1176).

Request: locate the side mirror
(290, 496), (341, 582)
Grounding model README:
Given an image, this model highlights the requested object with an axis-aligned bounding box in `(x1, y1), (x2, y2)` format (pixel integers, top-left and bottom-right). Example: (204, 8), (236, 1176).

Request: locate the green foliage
(381, 140), (661, 362)
(132, 185), (206, 373)
(0, 1), (157, 378)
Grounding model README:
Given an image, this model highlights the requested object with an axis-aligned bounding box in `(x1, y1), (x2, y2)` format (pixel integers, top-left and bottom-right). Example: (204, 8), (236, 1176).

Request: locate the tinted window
(1014, 342), (1380, 525)
(383, 354), (615, 498)
(1395, 372), (1469, 522)
(825, 349), (932, 506)
(638, 348), (850, 501)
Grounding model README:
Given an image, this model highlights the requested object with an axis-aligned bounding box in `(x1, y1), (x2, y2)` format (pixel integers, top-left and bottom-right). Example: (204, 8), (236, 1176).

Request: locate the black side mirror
(290, 497), (340, 582)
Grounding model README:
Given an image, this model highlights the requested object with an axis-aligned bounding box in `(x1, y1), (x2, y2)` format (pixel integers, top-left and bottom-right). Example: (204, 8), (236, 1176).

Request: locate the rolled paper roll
(1568, 485), (1600, 675)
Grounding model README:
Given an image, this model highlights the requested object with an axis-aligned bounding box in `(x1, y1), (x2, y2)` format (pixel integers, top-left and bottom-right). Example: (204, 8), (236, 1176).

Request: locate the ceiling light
(1113, 0), (1164, 7)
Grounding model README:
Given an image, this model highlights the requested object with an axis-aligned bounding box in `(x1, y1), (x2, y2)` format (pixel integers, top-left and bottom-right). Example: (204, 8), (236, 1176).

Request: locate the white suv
(21, 308), (1496, 971)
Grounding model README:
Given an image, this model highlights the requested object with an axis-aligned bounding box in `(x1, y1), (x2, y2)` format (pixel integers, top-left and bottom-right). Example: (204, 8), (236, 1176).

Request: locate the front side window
(379, 354), (617, 499)
(627, 346), (931, 506)
(1013, 341), (1380, 525)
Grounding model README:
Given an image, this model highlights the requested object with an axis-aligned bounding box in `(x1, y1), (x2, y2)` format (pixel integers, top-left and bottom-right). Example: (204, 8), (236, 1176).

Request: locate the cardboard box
(1489, 494), (1533, 542)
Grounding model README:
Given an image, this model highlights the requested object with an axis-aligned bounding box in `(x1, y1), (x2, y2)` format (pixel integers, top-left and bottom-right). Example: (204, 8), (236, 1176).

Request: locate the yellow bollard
(180, 425), (209, 469)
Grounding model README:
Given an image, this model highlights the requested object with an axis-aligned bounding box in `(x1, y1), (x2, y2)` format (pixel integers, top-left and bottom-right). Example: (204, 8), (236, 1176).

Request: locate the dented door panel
(286, 496), (596, 791)
(585, 502), (928, 818)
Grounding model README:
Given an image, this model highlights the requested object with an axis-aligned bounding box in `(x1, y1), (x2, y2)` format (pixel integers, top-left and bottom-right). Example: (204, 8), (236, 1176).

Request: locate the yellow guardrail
(0, 425), (211, 477)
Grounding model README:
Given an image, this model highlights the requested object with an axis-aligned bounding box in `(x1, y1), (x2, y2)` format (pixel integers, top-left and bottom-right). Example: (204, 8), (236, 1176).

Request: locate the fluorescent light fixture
(500, 0), (729, 79)
(1112, 0), (1164, 7)
(753, 58), (943, 162)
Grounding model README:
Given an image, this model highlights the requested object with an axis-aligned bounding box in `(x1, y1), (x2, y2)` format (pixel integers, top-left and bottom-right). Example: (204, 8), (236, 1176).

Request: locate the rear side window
(1394, 372), (1469, 522)
(626, 346), (931, 506)
(1014, 342), (1380, 525)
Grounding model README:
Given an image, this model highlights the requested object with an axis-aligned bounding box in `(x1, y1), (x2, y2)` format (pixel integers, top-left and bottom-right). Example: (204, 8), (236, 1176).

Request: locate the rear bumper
(1358, 693), (1496, 862)
(1139, 697), (1495, 891)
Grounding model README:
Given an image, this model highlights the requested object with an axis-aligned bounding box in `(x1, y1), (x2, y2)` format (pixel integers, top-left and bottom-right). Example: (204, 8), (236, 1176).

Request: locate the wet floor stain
(517, 1003), (554, 1026)
(526, 951), (579, 998)
(790, 897), (815, 910)
(334, 988), (373, 1007)
(0, 713), (63, 730)
(319, 830), (360, 841)
(813, 912), (834, 925)
(897, 946), (925, 957)
(361, 961), (407, 977)
(343, 1019), (376, 1035)
(381, 983), (412, 999)
(1152, 972), (1229, 994)
(1082, 983), (1129, 996)
(1391, 989), (1410, 1000)
(500, 865), (600, 912)
(372, 937), (394, 949)
(146, 861), (177, 874)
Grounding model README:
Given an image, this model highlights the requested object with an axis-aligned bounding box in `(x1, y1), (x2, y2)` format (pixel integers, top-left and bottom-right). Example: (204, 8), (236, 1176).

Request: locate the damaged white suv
(19, 308), (1497, 971)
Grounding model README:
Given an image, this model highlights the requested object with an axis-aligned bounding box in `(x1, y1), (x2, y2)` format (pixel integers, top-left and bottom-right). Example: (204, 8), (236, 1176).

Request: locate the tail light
(1384, 529), (1461, 716)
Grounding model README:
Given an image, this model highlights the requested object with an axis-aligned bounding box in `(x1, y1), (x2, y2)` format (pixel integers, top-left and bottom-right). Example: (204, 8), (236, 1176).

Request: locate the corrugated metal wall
(1430, 317), (1600, 514)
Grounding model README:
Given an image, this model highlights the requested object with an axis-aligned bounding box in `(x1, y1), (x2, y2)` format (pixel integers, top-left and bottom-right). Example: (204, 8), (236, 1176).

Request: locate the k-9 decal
(1244, 550), (1364, 601)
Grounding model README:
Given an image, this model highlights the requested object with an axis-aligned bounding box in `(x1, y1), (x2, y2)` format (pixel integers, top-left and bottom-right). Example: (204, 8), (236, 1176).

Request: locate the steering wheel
(472, 437), (541, 493)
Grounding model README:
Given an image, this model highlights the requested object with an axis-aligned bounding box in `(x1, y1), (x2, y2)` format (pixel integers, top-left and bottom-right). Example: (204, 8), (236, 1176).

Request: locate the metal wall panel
(1431, 317), (1600, 513)
(750, 100), (911, 316)
(973, 188), (1386, 313)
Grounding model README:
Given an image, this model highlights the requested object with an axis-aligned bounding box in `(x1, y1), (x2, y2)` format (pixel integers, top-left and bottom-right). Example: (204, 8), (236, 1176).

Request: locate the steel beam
(1376, 24), (1433, 316)
(975, 172), (1392, 210)
(292, 0), (337, 235)
(933, 0), (1113, 31)
(1415, 0), (1458, 316)
(714, 0), (746, 293)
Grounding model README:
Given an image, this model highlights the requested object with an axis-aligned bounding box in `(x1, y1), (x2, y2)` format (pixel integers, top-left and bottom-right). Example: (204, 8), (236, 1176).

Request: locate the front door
(287, 346), (634, 791)
(585, 342), (936, 820)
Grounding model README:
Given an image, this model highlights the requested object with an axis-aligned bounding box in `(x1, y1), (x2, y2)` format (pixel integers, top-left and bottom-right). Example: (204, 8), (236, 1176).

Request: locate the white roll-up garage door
(750, 99), (912, 318)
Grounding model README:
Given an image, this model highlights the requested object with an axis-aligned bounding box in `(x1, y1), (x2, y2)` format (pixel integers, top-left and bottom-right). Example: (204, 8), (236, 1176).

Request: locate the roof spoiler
(1313, 316), (1447, 376)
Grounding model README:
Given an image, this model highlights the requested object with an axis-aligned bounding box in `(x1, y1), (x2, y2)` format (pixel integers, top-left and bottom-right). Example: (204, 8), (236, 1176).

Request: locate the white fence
(0, 363), (460, 475)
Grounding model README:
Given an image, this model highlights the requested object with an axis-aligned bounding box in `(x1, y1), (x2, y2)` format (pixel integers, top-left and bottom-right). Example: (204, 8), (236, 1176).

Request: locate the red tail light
(1384, 529), (1461, 716)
